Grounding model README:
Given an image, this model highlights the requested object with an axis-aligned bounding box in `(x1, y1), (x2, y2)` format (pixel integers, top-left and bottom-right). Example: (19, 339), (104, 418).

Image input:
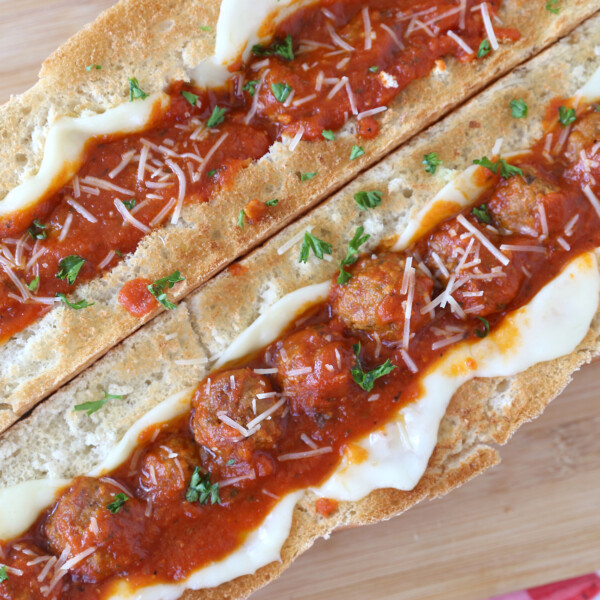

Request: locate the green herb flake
(423, 152), (442, 174)
(510, 99), (529, 119)
(226, 459), (236, 466)
(299, 231), (332, 263)
(369, 66), (379, 73)
(26, 276), (40, 292)
(350, 342), (395, 392)
(206, 105), (226, 128)
(74, 390), (124, 416)
(86, 64), (101, 71)
(322, 129), (336, 141)
(252, 34), (294, 61)
(128, 77), (148, 102)
(186, 467), (221, 504)
(0, 566), (8, 583)
(473, 156), (523, 179)
(337, 226), (370, 285)
(271, 82), (292, 103)
(350, 145), (365, 160)
(354, 190), (382, 211)
(237, 209), (246, 230)
(477, 39), (491, 58)
(207, 169), (218, 178)
(471, 204), (492, 224)
(200, 25), (213, 32)
(27, 219), (47, 240)
(181, 91), (199, 106)
(475, 316), (490, 338)
(123, 199), (136, 210)
(147, 271), (185, 310)
(243, 80), (259, 96)
(545, 0), (560, 14)
(106, 493), (129, 514)
(301, 171), (317, 181)
(265, 199), (279, 206)
(56, 293), (94, 310)
(558, 105), (576, 127)
(56, 255), (85, 285)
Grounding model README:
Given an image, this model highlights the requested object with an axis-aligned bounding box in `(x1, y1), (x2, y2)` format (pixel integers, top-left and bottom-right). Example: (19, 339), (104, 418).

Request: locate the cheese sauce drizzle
(2, 87), (600, 598)
(0, 0), (512, 343)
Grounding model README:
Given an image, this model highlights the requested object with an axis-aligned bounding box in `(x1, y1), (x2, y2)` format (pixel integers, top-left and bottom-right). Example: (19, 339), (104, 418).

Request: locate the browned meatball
(44, 477), (151, 583)
(487, 166), (561, 236)
(191, 368), (284, 456)
(424, 220), (525, 316)
(565, 111), (600, 163)
(0, 543), (56, 600)
(138, 434), (198, 505)
(270, 325), (356, 415)
(330, 253), (434, 342)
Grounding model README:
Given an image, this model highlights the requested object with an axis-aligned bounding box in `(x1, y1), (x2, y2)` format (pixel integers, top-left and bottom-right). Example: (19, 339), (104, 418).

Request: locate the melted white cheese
(0, 93), (168, 220)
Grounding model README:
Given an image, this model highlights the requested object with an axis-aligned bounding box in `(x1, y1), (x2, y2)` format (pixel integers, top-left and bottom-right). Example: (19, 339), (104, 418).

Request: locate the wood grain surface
(1, 2), (598, 599)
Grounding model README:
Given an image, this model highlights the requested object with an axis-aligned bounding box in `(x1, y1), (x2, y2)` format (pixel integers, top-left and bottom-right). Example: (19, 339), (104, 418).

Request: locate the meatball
(0, 543), (55, 600)
(424, 219), (525, 316)
(564, 111), (600, 163)
(191, 368), (284, 457)
(486, 165), (561, 236)
(271, 325), (356, 415)
(44, 477), (151, 583)
(330, 253), (434, 342)
(138, 434), (198, 505)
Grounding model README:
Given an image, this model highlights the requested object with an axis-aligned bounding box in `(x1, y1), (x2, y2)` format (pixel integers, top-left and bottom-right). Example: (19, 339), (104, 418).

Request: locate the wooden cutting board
(1, 2), (598, 599)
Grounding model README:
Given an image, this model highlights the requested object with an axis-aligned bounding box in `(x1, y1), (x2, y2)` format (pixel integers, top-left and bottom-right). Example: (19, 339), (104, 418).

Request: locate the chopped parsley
(226, 459), (236, 466)
(322, 129), (336, 141)
(147, 271), (185, 310)
(243, 80), (259, 96)
(207, 169), (218, 178)
(265, 198), (279, 206)
(252, 34), (294, 61)
(0, 566), (8, 583)
(237, 209), (246, 230)
(471, 204), (492, 224)
(423, 152), (442, 174)
(181, 90), (199, 106)
(354, 190), (382, 211)
(477, 39), (491, 58)
(199, 25), (213, 32)
(271, 82), (292, 103)
(128, 77), (148, 101)
(301, 171), (317, 181)
(350, 342), (395, 392)
(56, 255), (85, 285)
(74, 390), (124, 416)
(368, 65), (379, 73)
(350, 145), (365, 160)
(473, 156), (523, 178)
(186, 467), (221, 504)
(475, 316), (490, 338)
(27, 219), (47, 240)
(337, 226), (370, 285)
(56, 293), (94, 310)
(299, 231), (332, 263)
(545, 0), (560, 14)
(106, 493), (129, 514)
(510, 99), (528, 119)
(558, 105), (576, 127)
(123, 199), (136, 210)
(206, 105), (226, 128)
(26, 276), (39, 292)
(86, 64), (102, 71)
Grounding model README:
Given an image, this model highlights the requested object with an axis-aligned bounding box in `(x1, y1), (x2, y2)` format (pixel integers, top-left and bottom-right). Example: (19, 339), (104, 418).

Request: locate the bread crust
(1, 11), (600, 599)
(1, 0), (599, 431)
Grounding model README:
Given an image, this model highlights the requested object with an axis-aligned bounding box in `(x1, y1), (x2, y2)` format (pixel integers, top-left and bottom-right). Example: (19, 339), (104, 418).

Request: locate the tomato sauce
(0, 0), (506, 343)
(2, 98), (600, 598)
